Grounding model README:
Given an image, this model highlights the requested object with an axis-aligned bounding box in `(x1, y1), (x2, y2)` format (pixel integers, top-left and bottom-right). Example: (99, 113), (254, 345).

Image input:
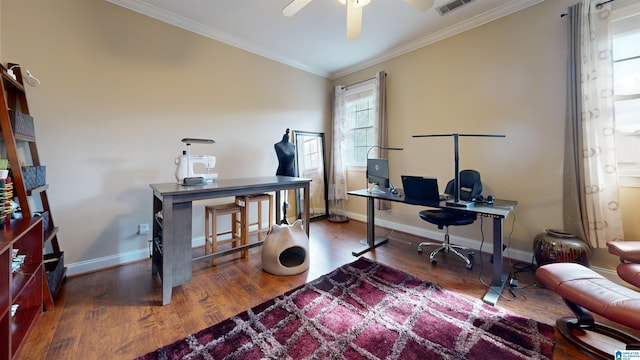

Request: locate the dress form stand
(275, 128), (296, 224)
(281, 196), (289, 225)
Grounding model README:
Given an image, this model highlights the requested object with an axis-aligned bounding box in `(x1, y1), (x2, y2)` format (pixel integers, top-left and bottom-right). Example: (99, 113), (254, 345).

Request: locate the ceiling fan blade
(346, 0), (363, 40)
(283, 0), (312, 16)
(404, 0), (435, 12)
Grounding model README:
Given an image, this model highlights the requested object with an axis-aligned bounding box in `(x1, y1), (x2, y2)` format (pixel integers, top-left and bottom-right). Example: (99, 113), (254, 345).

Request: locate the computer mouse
(390, 188), (398, 195)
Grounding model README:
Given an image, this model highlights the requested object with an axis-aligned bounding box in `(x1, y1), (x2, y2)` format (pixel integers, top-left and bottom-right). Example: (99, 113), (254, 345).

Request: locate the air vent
(437, 0), (474, 16)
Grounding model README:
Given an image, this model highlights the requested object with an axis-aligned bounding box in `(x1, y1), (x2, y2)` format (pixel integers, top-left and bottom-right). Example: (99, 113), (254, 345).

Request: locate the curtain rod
(596, 0), (615, 9)
(561, 0), (617, 17)
(340, 72), (387, 90)
(340, 76), (376, 90)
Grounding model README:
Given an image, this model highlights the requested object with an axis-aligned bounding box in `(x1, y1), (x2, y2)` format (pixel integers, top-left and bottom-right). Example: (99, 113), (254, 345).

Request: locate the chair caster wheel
(466, 254), (474, 270)
(430, 259), (437, 265)
(417, 246), (423, 253)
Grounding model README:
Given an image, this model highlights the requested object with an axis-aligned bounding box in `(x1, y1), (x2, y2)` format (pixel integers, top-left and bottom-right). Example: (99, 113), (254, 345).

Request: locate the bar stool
(235, 193), (274, 257)
(204, 202), (244, 266)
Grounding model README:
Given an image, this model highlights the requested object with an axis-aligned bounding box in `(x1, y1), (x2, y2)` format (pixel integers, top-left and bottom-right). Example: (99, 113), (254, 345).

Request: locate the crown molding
(329, 0), (544, 79)
(106, 0), (330, 78)
(107, 0), (543, 80)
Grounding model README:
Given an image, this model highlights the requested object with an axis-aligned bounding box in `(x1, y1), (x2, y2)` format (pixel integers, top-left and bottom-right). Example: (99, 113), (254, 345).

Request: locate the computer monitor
(367, 158), (390, 189)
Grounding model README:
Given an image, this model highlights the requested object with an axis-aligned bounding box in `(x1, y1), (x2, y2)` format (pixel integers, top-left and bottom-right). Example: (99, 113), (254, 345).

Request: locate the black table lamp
(412, 133), (505, 207)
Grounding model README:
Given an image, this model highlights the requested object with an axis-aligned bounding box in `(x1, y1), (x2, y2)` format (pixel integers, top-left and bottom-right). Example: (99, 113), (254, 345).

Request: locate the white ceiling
(107, 0), (542, 79)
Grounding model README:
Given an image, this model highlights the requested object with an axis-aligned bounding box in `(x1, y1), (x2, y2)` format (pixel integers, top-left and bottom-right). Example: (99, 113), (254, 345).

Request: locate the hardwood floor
(17, 219), (638, 359)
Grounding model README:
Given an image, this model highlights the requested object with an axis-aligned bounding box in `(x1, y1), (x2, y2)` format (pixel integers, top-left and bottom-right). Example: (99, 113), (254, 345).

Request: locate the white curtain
(328, 86), (348, 217)
(581, 0), (624, 247)
(566, 0), (624, 248)
(329, 71), (389, 215)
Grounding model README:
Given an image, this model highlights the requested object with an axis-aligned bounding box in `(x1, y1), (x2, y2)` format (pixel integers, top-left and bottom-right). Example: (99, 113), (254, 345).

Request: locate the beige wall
(334, 0), (638, 269)
(620, 187), (640, 239)
(1, 0), (330, 274)
(2, 0), (638, 274)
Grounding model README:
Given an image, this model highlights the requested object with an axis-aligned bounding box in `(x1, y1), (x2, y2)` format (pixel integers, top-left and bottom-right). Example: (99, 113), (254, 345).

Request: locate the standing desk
(150, 176), (311, 305)
(347, 188), (517, 306)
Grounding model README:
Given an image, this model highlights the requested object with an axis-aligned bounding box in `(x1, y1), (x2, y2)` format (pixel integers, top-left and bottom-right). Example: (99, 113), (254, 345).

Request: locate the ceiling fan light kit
(338, 0), (372, 7)
(346, 0), (364, 40)
(282, 0), (312, 16)
(283, 0), (435, 40)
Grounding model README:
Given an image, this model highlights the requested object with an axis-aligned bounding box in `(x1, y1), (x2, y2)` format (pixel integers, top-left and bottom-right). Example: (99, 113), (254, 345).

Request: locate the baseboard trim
(67, 248), (150, 276)
(66, 216), (619, 282)
(590, 265), (629, 287)
(67, 236), (206, 277)
(66, 223), (271, 276)
(344, 210), (534, 263)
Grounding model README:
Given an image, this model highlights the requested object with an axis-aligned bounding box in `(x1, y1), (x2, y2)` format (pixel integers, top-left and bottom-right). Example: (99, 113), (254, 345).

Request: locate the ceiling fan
(283, 0), (435, 40)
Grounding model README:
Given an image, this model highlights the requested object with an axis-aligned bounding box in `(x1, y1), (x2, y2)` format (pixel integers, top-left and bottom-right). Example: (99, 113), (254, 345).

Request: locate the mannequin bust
(275, 129), (296, 176)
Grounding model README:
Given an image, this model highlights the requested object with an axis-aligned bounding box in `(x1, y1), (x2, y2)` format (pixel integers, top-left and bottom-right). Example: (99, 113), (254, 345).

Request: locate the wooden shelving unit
(0, 217), (43, 360)
(0, 62), (65, 358)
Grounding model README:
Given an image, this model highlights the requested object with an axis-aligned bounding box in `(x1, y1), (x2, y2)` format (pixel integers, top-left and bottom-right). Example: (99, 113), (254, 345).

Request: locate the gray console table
(150, 176), (311, 305)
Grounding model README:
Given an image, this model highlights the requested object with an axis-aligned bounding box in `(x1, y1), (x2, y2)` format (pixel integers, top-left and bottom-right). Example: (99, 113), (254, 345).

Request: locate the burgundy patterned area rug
(136, 258), (554, 360)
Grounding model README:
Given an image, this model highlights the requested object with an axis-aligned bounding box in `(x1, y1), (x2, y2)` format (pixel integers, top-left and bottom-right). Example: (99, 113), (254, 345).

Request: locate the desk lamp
(366, 145), (403, 193)
(412, 133), (505, 207)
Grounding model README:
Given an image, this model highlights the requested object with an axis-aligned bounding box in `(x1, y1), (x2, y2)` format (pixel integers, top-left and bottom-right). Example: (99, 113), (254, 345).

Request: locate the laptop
(401, 175), (444, 205)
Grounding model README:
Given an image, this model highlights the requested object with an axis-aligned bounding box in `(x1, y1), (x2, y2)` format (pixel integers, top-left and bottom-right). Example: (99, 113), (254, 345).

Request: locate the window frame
(341, 79), (378, 169)
(612, 2), (640, 187)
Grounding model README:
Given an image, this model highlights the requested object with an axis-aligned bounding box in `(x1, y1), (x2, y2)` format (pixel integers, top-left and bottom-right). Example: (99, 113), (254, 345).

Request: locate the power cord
(7, 65), (41, 86)
(477, 210), (525, 302)
(502, 211), (541, 299)
(374, 204), (397, 242)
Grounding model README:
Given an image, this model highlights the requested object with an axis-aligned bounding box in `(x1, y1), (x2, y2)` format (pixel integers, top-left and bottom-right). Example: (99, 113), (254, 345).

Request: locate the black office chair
(417, 169), (482, 270)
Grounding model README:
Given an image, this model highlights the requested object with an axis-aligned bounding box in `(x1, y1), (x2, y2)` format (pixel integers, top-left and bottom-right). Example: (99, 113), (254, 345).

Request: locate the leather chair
(536, 240), (640, 358)
(417, 169), (482, 270)
(608, 240), (640, 288)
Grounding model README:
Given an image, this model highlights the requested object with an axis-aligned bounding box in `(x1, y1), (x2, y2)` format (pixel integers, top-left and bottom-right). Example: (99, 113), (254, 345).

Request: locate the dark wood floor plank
(16, 219), (638, 359)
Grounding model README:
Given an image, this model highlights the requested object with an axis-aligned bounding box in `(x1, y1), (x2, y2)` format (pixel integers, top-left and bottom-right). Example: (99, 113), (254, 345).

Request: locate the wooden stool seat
(205, 203), (244, 265)
(235, 193), (274, 257)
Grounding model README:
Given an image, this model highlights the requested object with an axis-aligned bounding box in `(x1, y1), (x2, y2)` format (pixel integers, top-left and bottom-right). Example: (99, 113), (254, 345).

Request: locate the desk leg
(482, 216), (508, 306)
(161, 198), (193, 305)
(352, 196), (388, 256)
(303, 184), (310, 238)
(275, 191), (282, 224)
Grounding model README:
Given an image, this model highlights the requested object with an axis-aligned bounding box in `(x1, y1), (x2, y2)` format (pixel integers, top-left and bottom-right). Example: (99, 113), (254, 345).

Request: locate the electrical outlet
(138, 223), (149, 235)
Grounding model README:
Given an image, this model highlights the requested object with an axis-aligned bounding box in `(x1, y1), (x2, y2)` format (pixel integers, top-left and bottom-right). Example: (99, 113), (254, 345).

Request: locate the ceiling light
(346, 0), (364, 40)
(282, 0), (312, 17)
(355, 0), (372, 7)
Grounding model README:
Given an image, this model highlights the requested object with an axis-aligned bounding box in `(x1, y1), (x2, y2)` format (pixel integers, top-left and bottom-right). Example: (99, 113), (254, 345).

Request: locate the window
(342, 79), (377, 166)
(612, 4), (640, 184)
(301, 136), (320, 173)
